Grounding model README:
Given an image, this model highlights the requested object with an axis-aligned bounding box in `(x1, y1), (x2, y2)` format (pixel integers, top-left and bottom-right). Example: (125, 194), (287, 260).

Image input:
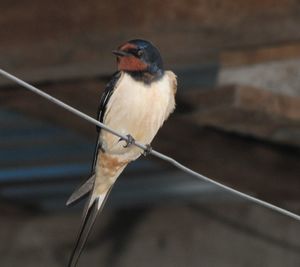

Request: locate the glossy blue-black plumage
(128, 39), (164, 73)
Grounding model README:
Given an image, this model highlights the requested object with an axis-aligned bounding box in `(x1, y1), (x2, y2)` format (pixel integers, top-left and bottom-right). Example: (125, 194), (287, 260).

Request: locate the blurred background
(1, 1), (300, 266)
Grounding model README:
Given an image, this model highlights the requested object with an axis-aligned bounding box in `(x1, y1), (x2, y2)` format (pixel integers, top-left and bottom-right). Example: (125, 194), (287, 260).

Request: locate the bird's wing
(66, 72), (121, 206)
(91, 71), (122, 172)
(67, 72), (123, 267)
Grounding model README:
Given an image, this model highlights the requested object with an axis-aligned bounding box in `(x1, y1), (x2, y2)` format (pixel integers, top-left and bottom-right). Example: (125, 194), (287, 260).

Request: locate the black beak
(112, 50), (131, 57)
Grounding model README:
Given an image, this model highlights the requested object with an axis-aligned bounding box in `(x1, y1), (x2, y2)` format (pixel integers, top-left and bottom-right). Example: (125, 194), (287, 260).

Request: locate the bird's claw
(119, 134), (135, 148)
(143, 144), (152, 156)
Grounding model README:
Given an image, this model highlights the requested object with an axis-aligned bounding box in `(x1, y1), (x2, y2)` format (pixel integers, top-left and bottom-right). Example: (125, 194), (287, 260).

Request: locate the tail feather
(68, 187), (112, 267)
(66, 175), (95, 206)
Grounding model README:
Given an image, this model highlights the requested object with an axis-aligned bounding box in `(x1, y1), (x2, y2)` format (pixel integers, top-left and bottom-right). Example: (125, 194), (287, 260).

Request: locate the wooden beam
(221, 43), (300, 67)
(0, 79), (106, 137)
(181, 85), (300, 147)
(2, 0), (300, 84)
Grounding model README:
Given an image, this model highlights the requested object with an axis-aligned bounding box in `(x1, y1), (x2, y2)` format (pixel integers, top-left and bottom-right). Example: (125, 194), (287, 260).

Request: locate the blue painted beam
(0, 163), (90, 182)
(0, 143), (93, 163)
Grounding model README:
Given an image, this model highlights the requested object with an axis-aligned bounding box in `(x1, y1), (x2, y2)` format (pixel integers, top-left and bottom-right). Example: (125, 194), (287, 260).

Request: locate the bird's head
(112, 39), (164, 81)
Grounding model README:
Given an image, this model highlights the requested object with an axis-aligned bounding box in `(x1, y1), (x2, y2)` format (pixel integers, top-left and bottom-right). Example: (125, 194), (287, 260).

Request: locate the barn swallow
(66, 39), (177, 266)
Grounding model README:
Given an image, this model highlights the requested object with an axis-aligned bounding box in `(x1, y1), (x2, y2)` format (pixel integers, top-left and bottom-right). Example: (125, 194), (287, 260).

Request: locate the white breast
(101, 72), (175, 155)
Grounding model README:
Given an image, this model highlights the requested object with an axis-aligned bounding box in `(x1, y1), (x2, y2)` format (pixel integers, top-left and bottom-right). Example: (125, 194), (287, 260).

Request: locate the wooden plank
(221, 43), (300, 67)
(0, 79), (106, 137)
(183, 86), (300, 146)
(2, 0), (300, 84)
(218, 59), (300, 96)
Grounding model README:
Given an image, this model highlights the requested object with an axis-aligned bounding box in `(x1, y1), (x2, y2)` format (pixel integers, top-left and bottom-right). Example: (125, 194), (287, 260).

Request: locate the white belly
(100, 72), (174, 157)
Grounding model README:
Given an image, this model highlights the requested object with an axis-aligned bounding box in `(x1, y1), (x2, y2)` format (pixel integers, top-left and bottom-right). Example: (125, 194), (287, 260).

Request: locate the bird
(66, 39), (177, 267)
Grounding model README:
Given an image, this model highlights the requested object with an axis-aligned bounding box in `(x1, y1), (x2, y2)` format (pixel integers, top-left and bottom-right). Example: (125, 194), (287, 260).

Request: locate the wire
(1, 68), (300, 222)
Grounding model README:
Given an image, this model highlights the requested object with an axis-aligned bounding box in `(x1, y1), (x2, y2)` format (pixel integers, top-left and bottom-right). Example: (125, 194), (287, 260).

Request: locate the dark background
(0, 1), (300, 266)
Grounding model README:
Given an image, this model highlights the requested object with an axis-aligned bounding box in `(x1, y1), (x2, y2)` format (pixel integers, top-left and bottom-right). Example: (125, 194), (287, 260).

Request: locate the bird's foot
(143, 144), (152, 156)
(119, 134), (135, 148)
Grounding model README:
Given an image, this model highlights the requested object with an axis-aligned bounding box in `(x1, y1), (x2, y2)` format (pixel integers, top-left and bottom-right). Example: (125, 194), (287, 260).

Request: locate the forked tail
(67, 186), (113, 267)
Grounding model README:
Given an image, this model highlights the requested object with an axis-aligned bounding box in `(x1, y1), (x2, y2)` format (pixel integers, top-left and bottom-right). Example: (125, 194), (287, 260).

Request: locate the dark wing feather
(91, 71), (121, 172)
(65, 72), (121, 206)
(67, 72), (121, 266)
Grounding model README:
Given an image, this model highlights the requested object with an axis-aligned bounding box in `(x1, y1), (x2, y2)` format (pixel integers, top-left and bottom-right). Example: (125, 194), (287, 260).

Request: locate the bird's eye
(137, 50), (144, 57)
